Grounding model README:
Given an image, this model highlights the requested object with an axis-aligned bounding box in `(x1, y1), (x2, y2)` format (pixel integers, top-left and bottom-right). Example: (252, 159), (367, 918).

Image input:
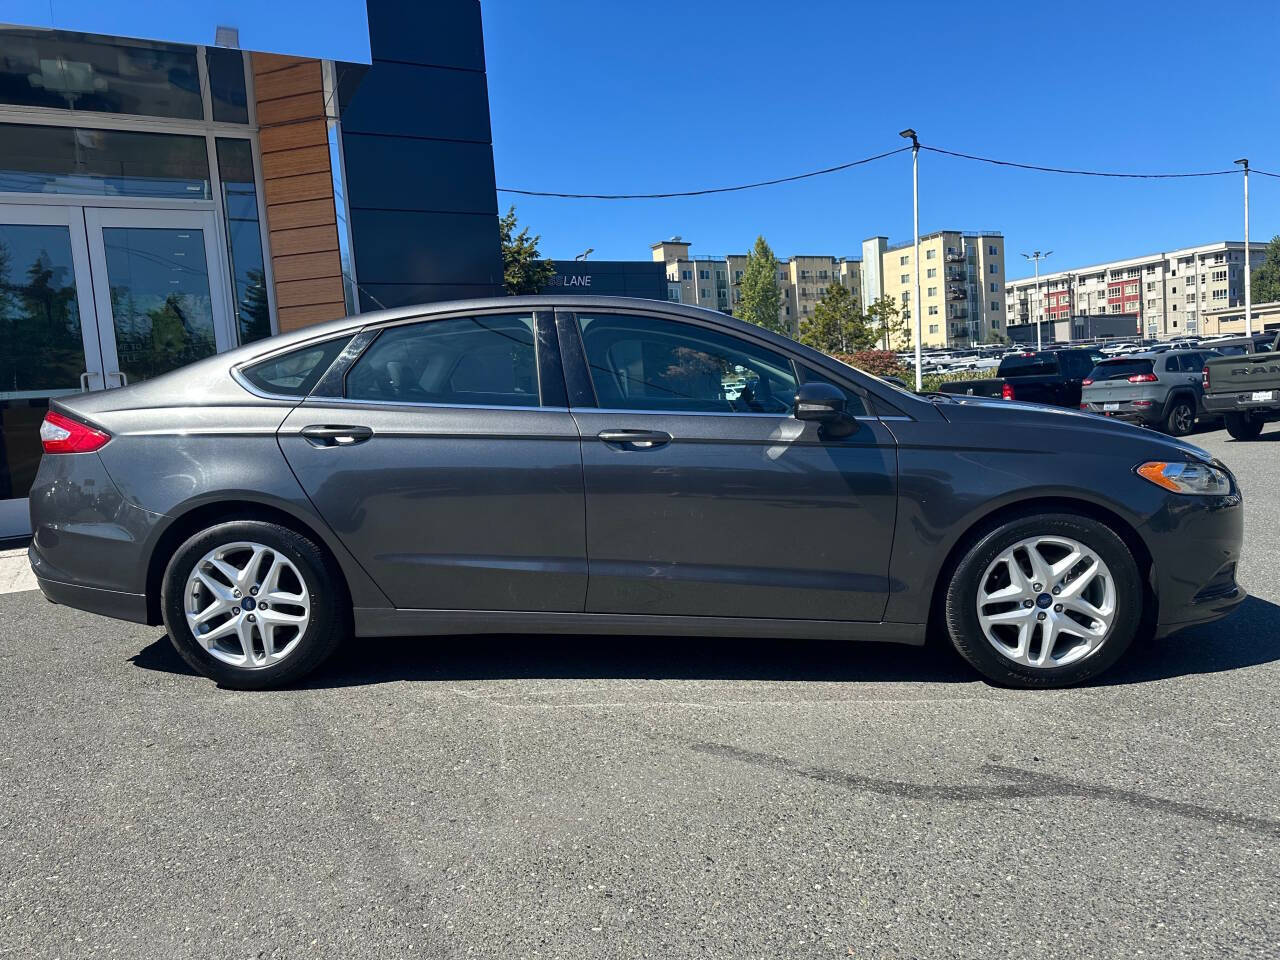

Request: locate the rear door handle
(597, 429), (672, 450)
(300, 424), (374, 447)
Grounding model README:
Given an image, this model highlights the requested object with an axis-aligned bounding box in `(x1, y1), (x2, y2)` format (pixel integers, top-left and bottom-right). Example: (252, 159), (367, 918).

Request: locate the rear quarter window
(997, 354), (1058, 377)
(240, 337), (350, 397)
(1088, 359), (1154, 381)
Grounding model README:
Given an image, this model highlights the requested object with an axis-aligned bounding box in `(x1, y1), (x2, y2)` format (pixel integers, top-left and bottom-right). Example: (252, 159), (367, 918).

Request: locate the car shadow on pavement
(129, 596), (1280, 689)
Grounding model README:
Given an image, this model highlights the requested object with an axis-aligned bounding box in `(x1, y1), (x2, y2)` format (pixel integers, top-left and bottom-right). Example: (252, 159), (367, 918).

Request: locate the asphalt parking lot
(2, 423), (1278, 959)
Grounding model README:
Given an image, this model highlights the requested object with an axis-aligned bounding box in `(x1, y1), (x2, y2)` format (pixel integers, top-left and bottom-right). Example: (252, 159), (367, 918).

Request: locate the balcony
(944, 252), (965, 263)
(947, 288), (967, 301)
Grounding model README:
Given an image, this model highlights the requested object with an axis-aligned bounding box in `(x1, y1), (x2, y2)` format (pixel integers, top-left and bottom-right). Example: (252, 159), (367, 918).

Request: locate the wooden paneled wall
(251, 53), (348, 332)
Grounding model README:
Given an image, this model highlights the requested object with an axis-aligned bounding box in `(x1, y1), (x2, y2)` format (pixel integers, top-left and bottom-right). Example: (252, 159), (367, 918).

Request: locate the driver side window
(574, 312), (797, 414)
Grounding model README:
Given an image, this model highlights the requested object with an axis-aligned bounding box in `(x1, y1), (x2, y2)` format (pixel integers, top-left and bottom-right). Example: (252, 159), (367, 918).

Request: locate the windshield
(1088, 359), (1154, 381)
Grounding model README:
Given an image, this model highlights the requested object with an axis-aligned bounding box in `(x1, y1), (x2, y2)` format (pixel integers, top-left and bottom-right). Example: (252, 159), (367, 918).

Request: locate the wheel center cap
(1035, 593), (1053, 609)
(241, 596), (257, 611)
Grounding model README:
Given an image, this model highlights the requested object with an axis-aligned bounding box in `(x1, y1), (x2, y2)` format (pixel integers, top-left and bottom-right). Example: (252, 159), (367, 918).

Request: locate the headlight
(1136, 460), (1231, 495)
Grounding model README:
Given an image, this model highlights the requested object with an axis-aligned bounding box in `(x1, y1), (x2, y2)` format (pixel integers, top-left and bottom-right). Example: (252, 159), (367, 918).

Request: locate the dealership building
(0, 1), (504, 537)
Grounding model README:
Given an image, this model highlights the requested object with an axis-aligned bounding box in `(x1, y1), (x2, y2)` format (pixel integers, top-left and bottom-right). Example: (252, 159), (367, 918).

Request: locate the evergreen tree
(799, 281), (874, 354)
(1249, 235), (1280, 304)
(499, 206), (555, 295)
(866, 295), (910, 350)
(735, 235), (786, 335)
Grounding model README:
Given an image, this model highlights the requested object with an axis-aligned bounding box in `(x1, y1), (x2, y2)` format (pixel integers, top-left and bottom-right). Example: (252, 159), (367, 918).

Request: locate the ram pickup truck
(939, 348), (1104, 408)
(1202, 331), (1280, 440)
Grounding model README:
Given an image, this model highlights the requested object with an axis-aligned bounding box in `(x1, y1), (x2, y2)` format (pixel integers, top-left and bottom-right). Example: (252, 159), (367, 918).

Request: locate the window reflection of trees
(0, 238), (84, 394)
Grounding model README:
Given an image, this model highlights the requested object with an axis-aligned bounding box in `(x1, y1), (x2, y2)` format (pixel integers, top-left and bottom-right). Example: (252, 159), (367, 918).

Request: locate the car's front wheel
(944, 513), (1143, 688)
(1224, 412), (1264, 441)
(161, 520), (346, 689)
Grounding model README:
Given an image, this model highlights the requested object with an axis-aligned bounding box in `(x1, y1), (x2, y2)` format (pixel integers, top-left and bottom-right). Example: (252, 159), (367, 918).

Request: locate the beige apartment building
(1003, 241), (1268, 340)
(651, 238), (863, 336)
(862, 231), (1006, 347)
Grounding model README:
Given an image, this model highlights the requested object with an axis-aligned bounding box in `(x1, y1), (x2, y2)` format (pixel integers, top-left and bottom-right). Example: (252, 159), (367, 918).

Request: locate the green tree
(499, 206), (555, 295)
(799, 281), (873, 354)
(735, 235), (786, 335)
(1249, 234), (1280, 304)
(866, 295), (910, 351)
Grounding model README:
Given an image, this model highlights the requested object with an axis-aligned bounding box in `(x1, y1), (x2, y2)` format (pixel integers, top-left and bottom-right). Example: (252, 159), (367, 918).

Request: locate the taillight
(40, 410), (110, 454)
(1001, 382), (1015, 400)
(1202, 365), (1210, 389)
(1081, 378), (1094, 386)
(1127, 373), (1158, 383)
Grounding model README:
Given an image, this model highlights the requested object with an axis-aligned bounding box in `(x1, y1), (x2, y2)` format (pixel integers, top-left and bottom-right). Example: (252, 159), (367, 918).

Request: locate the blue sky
(8, 0), (1279, 280)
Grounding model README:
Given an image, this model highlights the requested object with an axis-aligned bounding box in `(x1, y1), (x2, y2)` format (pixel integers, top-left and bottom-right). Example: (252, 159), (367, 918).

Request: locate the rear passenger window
(345, 314), (539, 407)
(241, 337), (350, 397)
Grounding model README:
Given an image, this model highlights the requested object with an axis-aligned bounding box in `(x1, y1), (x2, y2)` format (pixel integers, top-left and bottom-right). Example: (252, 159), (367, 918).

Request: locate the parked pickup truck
(939, 348), (1104, 408)
(1202, 331), (1280, 440)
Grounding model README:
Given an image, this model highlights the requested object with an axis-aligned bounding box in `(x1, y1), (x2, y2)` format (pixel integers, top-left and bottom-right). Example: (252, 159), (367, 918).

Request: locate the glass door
(0, 204), (104, 537)
(83, 208), (233, 387)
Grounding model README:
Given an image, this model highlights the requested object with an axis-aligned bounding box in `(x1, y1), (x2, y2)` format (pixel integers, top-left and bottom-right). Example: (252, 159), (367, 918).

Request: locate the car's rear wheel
(1224, 412), (1264, 441)
(1164, 398), (1195, 436)
(944, 513), (1142, 688)
(161, 520), (346, 689)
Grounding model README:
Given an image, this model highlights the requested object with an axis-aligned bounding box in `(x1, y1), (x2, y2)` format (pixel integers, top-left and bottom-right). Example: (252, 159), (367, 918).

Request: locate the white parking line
(0, 548), (37, 595)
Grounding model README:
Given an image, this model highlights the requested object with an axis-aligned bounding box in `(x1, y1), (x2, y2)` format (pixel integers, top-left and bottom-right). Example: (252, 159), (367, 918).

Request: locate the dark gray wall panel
(341, 62), (493, 142)
(342, 134), (497, 214)
(358, 283), (504, 311)
(350, 208), (501, 285)
(366, 0), (486, 70)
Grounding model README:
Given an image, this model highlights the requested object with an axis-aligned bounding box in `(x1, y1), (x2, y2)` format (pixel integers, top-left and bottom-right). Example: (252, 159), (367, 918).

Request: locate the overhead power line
(496, 142), (1280, 199)
(920, 145), (1240, 179)
(496, 145), (911, 199)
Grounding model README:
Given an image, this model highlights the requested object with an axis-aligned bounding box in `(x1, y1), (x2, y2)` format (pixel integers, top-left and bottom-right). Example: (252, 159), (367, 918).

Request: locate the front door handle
(597, 429), (672, 450)
(300, 424), (374, 447)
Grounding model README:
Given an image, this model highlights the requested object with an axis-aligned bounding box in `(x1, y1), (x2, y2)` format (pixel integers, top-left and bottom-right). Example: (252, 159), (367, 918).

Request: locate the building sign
(545, 273), (593, 289)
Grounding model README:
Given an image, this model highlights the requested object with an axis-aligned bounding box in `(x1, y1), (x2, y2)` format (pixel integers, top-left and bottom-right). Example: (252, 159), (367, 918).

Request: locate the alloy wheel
(184, 541), (311, 669)
(1171, 404), (1193, 435)
(975, 535), (1116, 669)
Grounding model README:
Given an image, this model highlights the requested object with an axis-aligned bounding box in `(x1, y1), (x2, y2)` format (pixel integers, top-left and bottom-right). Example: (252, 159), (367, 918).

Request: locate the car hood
(934, 395), (1215, 463)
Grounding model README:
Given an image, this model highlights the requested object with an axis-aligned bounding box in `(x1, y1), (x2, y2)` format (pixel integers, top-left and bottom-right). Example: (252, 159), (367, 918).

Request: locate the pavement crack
(688, 740), (1280, 839)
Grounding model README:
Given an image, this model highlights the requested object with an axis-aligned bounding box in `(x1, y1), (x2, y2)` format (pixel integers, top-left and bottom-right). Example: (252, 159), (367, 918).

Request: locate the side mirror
(793, 381), (856, 437)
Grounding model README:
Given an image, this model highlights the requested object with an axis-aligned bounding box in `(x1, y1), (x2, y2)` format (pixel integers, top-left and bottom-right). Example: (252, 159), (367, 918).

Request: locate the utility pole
(1236, 158), (1252, 335)
(1022, 251), (1052, 350)
(900, 129), (923, 390)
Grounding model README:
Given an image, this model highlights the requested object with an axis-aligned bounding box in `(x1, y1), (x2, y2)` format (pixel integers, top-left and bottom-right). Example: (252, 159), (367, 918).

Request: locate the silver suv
(1081, 349), (1220, 436)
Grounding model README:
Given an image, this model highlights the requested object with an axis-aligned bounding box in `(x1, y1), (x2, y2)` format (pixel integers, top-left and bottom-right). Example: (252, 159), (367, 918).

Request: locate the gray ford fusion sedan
(28, 296), (1244, 689)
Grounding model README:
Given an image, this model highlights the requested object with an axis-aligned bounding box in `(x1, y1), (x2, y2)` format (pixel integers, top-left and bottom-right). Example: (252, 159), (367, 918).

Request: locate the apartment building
(862, 231), (1006, 347)
(652, 239), (863, 336)
(1003, 241), (1268, 340)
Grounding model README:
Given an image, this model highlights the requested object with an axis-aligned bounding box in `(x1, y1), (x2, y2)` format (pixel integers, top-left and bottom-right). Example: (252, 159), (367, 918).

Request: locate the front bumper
(1144, 483), (1246, 637)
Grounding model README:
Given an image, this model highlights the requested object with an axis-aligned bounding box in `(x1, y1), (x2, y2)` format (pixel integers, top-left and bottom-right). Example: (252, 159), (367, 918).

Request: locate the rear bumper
(29, 545), (150, 623)
(1081, 402), (1161, 426)
(1203, 392), (1279, 415)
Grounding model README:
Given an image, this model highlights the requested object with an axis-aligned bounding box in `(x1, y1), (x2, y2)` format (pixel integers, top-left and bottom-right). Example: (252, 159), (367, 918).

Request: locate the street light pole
(900, 128), (922, 390)
(1236, 158), (1252, 336)
(1021, 251), (1052, 350)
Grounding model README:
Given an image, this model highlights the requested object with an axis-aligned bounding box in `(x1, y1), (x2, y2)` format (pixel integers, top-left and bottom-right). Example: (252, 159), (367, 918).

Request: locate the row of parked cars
(938, 332), (1280, 439)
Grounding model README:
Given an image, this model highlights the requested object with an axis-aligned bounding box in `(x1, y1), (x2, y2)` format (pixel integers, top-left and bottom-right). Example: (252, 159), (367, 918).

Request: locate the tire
(944, 512), (1143, 688)
(161, 520), (347, 689)
(1163, 398), (1195, 437)
(1224, 412), (1264, 441)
